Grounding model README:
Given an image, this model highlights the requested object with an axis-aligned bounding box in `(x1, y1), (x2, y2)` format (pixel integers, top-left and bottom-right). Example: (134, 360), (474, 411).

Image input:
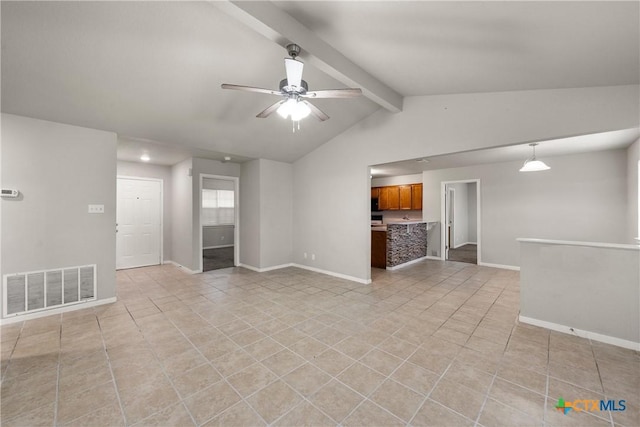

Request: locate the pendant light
(519, 143), (550, 172)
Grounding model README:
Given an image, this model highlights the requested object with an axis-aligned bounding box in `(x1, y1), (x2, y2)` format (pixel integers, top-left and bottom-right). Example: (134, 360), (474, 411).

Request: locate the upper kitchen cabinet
(379, 186), (400, 210)
(412, 184), (423, 210)
(373, 183), (422, 211)
(399, 186), (412, 210)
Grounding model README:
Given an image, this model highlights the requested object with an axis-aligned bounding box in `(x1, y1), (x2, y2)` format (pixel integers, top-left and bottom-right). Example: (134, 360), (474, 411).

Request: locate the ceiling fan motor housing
(280, 78), (308, 94)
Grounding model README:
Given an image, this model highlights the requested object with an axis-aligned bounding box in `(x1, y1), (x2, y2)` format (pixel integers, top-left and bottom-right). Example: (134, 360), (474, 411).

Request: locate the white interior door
(117, 178), (161, 269)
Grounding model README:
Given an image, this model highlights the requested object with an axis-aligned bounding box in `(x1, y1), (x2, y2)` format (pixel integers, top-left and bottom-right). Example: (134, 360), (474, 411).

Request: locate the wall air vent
(3, 265), (96, 317)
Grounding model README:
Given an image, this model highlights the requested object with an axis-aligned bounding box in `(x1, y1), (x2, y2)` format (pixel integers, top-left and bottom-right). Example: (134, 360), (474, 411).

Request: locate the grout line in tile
(95, 315), (128, 427)
(6, 263), (632, 427)
(156, 308), (267, 426)
(52, 321), (62, 427)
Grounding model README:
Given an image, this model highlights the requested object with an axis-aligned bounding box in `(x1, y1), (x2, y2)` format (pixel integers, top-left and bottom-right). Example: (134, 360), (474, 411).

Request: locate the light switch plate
(88, 204), (104, 214)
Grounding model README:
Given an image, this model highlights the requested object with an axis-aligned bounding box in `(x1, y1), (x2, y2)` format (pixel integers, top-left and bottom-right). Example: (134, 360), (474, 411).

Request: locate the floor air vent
(3, 265), (96, 317)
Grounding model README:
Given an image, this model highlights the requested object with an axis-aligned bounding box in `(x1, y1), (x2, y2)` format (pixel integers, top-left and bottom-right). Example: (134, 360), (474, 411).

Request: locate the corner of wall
(628, 138), (640, 241)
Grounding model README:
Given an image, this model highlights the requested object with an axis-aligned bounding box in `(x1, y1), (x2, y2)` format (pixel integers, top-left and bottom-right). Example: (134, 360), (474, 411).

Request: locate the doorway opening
(441, 180), (480, 264)
(116, 176), (163, 270)
(199, 175), (239, 272)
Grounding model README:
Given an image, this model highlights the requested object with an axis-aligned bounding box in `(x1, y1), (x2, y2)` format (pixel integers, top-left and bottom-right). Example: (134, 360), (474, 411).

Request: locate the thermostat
(1, 189), (20, 198)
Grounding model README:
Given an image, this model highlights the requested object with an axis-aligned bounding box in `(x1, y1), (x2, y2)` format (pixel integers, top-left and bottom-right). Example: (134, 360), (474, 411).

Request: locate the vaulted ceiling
(2, 1), (638, 164)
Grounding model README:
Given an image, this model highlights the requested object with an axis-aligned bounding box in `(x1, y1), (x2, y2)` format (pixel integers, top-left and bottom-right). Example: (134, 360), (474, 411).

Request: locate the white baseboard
(426, 255), (443, 261)
(519, 315), (639, 351)
(478, 261), (520, 271)
(163, 260), (201, 274)
(292, 264), (371, 285)
(238, 263), (294, 273)
(0, 297), (117, 325)
(203, 244), (234, 250)
(386, 256), (429, 271)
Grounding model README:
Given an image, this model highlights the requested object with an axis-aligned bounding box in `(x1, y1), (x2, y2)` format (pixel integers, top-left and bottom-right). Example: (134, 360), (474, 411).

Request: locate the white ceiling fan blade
(256, 100), (285, 118)
(284, 58), (304, 88)
(302, 88), (363, 98)
(221, 84), (281, 96)
(304, 101), (329, 121)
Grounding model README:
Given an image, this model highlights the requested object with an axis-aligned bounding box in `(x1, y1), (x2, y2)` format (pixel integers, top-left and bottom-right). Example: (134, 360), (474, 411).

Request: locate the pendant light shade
(519, 143), (550, 172)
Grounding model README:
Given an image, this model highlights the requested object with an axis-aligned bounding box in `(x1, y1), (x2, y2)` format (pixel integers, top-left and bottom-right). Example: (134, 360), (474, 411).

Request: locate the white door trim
(446, 187), (455, 259)
(440, 179), (481, 264)
(198, 174), (240, 273)
(116, 175), (164, 267)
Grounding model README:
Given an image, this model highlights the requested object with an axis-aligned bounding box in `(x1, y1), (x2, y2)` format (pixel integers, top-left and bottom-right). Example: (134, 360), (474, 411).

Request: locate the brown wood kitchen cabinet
(380, 186), (399, 210)
(399, 185), (412, 210)
(373, 183), (422, 211)
(411, 183), (423, 210)
(371, 230), (387, 268)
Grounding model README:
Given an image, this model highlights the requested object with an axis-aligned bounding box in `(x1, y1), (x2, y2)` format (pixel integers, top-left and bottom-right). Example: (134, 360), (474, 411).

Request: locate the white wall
(170, 158), (193, 269)
(239, 160), (261, 268)
(371, 174), (422, 187)
(1, 114), (117, 310)
(628, 138), (640, 241)
(117, 160), (172, 261)
(260, 159), (293, 268)
(203, 225), (234, 248)
(423, 149), (628, 267)
(239, 159), (293, 270)
(468, 182), (477, 243)
(520, 240), (639, 349)
(382, 210), (423, 223)
(293, 86), (638, 281)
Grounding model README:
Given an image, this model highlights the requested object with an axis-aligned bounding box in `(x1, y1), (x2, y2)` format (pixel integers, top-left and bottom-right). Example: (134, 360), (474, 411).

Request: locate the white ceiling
(275, 1), (639, 96)
(371, 128), (640, 177)
(116, 136), (253, 166)
(2, 2), (638, 166)
(0, 1), (379, 164)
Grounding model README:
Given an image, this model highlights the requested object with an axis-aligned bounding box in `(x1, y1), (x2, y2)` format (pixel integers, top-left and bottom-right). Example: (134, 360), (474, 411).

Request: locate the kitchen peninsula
(371, 221), (429, 269)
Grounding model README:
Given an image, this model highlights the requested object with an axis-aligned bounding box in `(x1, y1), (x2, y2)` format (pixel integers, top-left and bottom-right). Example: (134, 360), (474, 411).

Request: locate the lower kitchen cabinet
(371, 230), (387, 268)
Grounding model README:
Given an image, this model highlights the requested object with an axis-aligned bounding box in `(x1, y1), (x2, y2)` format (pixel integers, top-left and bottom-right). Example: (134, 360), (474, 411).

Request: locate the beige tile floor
(1, 260), (638, 426)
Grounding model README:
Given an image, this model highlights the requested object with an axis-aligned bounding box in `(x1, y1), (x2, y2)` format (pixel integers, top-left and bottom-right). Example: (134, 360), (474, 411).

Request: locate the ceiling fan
(221, 44), (362, 123)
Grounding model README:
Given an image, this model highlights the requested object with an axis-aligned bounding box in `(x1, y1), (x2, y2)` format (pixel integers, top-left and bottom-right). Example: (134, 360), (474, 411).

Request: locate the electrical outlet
(303, 252), (307, 259)
(311, 254), (315, 261)
(88, 204), (104, 214)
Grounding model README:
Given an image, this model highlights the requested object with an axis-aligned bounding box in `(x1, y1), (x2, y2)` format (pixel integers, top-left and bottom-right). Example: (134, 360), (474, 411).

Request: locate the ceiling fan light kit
(519, 143), (551, 172)
(221, 43), (362, 128)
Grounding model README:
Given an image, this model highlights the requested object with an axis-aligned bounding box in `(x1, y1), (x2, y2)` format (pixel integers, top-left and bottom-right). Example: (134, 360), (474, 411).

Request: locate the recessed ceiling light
(224, 156), (231, 161)
(140, 154), (150, 162)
